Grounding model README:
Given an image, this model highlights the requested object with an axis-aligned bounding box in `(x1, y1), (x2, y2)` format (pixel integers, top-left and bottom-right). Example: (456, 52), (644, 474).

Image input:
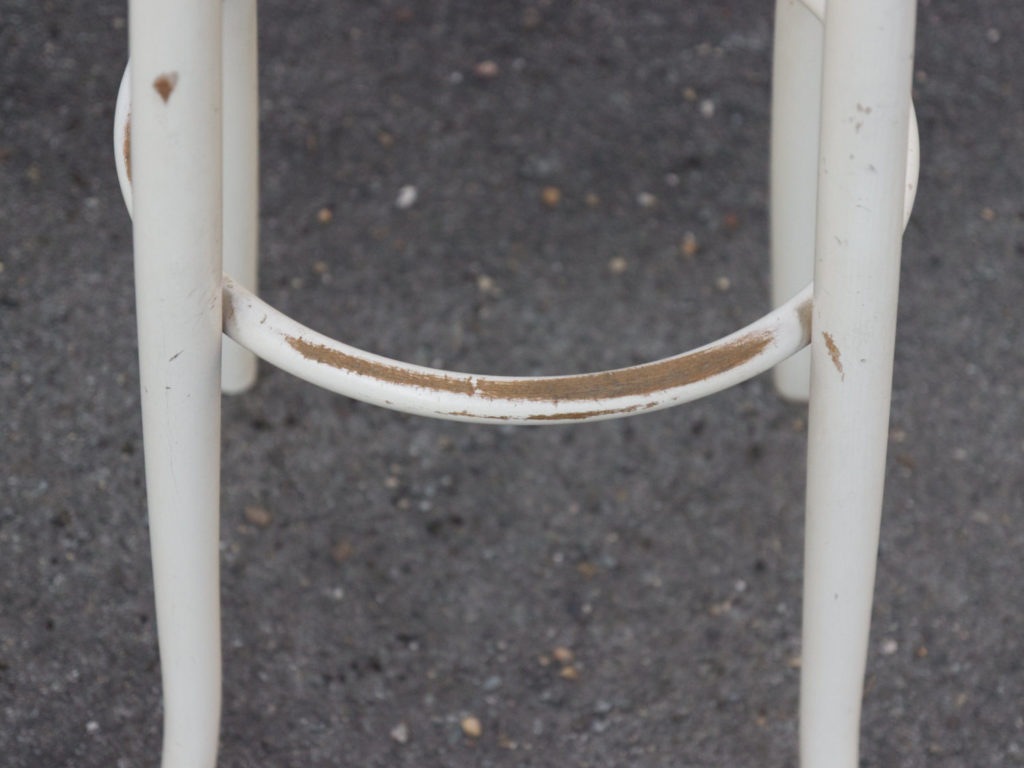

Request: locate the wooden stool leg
(769, 0), (822, 403)
(800, 1), (917, 766)
(221, 0), (260, 394)
(129, 2), (224, 766)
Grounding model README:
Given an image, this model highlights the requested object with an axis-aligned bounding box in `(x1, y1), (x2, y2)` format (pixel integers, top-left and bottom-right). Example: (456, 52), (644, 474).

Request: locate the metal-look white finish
(128, 1), (223, 767)
(798, 0), (826, 20)
(115, 1), (921, 765)
(223, 277), (813, 425)
(221, 0), (260, 394)
(799, 0), (919, 229)
(113, 65), (132, 218)
(800, 2), (916, 767)
(904, 104), (920, 222)
(771, 0), (920, 404)
(770, 0), (823, 402)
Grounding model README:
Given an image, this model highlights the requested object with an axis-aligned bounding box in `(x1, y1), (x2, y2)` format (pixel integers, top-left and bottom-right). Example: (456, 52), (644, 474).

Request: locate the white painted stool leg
(128, 2), (224, 766)
(799, 2), (916, 767)
(769, 0), (822, 402)
(221, 0), (260, 394)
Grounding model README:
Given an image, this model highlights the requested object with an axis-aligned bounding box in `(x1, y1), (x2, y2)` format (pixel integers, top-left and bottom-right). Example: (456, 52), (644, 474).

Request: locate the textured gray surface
(2, 1), (1024, 766)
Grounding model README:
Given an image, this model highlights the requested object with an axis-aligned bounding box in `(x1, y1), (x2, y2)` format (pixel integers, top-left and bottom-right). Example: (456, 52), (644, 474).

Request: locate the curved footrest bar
(223, 277), (813, 424)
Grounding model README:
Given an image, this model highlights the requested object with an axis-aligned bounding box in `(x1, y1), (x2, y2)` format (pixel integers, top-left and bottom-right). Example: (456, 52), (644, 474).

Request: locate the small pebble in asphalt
(637, 191), (657, 208)
(331, 539), (353, 563)
(461, 716), (482, 738)
(474, 60), (500, 78)
(681, 232), (699, 257)
(608, 257), (627, 275)
(477, 274), (497, 294)
(244, 506), (272, 528)
(390, 722), (409, 744)
(396, 185), (418, 210)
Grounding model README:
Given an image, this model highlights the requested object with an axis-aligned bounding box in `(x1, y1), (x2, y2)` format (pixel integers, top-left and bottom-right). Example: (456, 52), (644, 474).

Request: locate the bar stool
(113, 1), (919, 765)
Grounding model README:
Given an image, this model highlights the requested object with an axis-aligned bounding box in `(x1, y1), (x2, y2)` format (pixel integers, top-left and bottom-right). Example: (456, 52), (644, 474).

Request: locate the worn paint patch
(473, 332), (773, 401)
(153, 72), (178, 103)
(439, 410), (511, 421)
(436, 401), (661, 422)
(286, 337), (476, 396)
(222, 290), (235, 324)
(797, 299), (813, 341)
(823, 332), (844, 379)
(286, 330), (773, 403)
(523, 402), (658, 421)
(123, 114), (131, 182)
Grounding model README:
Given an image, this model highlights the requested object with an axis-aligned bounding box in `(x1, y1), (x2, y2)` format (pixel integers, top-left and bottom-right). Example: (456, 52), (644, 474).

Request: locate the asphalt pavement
(2, 1), (1023, 766)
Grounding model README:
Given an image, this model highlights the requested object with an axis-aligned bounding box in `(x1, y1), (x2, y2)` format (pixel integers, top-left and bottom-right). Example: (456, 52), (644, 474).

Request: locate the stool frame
(117, 0), (918, 765)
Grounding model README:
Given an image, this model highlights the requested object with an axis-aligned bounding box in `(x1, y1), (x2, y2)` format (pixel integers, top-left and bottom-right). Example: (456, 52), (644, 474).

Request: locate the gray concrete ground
(2, 1), (1024, 766)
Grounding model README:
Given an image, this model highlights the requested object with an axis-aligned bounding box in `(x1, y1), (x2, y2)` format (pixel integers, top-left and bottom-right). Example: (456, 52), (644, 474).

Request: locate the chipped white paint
(127, 1), (223, 767)
(115, 51), (817, 427)
(771, 0), (919, 402)
(801, 2), (917, 767)
(113, 64), (132, 217)
(115, 1), (920, 767)
(222, 277), (813, 425)
(770, 0), (823, 401)
(220, 0), (260, 394)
